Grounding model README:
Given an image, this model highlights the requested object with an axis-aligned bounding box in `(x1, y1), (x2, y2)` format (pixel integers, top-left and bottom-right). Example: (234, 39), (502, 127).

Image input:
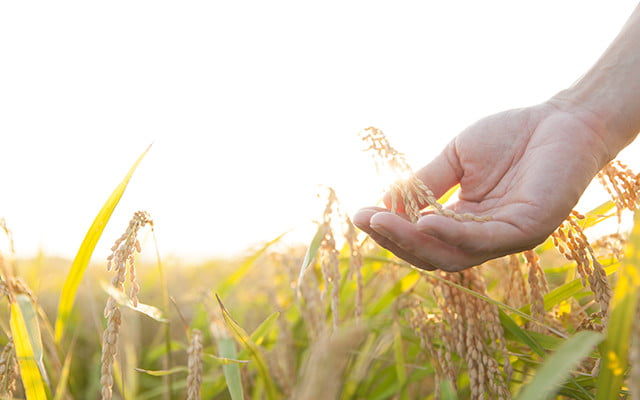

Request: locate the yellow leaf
(10, 298), (48, 400)
(54, 144), (151, 344)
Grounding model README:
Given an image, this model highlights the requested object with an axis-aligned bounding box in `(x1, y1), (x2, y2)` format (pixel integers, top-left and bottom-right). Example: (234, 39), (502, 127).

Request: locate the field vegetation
(0, 132), (639, 399)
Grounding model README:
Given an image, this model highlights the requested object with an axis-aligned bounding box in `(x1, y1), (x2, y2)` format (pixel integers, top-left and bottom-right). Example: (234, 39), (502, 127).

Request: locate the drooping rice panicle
(359, 126), (491, 223)
(429, 269), (511, 400)
(345, 216), (364, 321)
(101, 211), (153, 400)
(524, 250), (549, 333)
(551, 211), (611, 327)
(186, 329), (203, 400)
(597, 160), (639, 222)
(407, 300), (455, 399)
(317, 188), (341, 330)
(0, 339), (17, 398)
(504, 254), (528, 309)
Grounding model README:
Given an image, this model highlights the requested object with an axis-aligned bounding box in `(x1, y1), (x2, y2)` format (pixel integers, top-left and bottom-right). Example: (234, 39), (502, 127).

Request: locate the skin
(354, 4), (640, 272)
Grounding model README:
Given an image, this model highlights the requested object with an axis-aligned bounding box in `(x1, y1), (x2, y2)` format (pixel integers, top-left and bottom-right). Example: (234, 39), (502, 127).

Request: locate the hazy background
(1, 1), (638, 262)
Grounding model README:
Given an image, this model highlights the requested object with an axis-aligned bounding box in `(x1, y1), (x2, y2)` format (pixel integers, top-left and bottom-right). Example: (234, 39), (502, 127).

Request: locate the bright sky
(1, 1), (638, 262)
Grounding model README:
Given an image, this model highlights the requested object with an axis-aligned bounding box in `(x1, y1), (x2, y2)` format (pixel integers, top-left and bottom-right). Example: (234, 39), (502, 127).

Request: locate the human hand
(353, 101), (612, 271)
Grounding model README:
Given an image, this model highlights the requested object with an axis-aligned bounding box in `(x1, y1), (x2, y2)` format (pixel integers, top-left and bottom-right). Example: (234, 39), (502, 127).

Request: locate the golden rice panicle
(359, 126), (412, 176)
(318, 188), (341, 330)
(360, 126), (491, 224)
(430, 270), (511, 400)
(524, 250), (549, 333)
(597, 159), (639, 222)
(0, 338), (17, 398)
(186, 329), (204, 400)
(344, 216), (364, 321)
(592, 232), (626, 261)
(551, 211), (611, 324)
(100, 307), (121, 400)
(407, 300), (456, 398)
(504, 254), (528, 308)
(105, 210), (153, 309)
(101, 211), (153, 400)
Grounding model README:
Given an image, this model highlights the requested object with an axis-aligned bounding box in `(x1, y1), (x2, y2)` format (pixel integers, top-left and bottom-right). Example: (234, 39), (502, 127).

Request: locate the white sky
(1, 1), (638, 262)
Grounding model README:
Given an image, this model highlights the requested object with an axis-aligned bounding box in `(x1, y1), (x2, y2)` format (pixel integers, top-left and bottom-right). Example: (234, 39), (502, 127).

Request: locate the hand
(353, 101), (611, 271)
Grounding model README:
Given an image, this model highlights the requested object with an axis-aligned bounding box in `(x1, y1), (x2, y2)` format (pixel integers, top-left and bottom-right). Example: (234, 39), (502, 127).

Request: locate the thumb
(383, 143), (462, 210)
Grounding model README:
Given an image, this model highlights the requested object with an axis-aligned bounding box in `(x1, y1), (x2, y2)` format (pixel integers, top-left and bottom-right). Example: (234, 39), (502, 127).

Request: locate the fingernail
(369, 217), (389, 237)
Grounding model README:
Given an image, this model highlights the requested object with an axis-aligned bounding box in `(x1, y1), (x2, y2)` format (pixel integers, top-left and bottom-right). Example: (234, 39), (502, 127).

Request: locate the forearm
(551, 3), (640, 161)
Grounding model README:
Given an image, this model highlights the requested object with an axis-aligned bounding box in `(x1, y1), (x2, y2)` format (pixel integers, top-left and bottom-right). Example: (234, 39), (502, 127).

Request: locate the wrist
(548, 87), (637, 165)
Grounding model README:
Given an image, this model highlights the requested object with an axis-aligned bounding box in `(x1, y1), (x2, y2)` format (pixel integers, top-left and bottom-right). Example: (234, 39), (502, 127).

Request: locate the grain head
(186, 329), (203, 400)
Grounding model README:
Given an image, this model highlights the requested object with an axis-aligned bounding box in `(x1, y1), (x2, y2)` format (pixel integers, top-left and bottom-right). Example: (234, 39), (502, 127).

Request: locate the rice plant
(0, 132), (638, 399)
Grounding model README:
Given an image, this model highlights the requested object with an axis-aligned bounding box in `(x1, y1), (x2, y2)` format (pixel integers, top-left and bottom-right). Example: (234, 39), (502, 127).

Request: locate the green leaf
(499, 309), (545, 357)
(439, 379), (459, 400)
(392, 321), (407, 397)
(595, 210), (640, 400)
(517, 331), (603, 400)
(10, 296), (49, 400)
(204, 353), (249, 365)
(135, 366), (187, 376)
(53, 339), (74, 400)
(216, 294), (280, 400)
(101, 282), (168, 322)
(218, 232), (287, 297)
(216, 336), (245, 400)
(297, 224), (325, 292)
(54, 144), (151, 344)
(249, 311), (279, 347)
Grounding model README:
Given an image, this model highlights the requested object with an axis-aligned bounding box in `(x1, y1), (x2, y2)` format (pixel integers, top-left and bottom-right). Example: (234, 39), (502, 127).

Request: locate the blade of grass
(135, 366), (187, 376)
(440, 379), (459, 400)
(216, 294), (280, 400)
(101, 282), (168, 322)
(392, 321), (408, 399)
(10, 296), (49, 400)
(218, 232), (287, 297)
(595, 210), (640, 400)
(54, 144), (151, 344)
(217, 335), (245, 400)
(516, 331), (603, 400)
(53, 335), (76, 400)
(297, 224), (325, 294)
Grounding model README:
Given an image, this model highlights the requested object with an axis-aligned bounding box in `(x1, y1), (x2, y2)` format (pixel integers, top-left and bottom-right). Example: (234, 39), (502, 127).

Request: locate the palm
(354, 103), (610, 271)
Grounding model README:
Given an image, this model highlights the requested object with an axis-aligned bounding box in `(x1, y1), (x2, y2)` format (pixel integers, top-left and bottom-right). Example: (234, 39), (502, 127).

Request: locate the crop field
(0, 130), (639, 400)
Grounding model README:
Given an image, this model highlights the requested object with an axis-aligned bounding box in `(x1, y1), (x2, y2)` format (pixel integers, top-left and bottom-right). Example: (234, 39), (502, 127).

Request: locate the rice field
(0, 131), (639, 400)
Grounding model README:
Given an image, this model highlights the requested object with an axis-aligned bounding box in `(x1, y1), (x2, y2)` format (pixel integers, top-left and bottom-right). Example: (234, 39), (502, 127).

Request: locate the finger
(416, 214), (533, 256)
(370, 212), (478, 271)
(352, 207), (393, 234)
(354, 209), (437, 270)
(383, 144), (462, 210)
